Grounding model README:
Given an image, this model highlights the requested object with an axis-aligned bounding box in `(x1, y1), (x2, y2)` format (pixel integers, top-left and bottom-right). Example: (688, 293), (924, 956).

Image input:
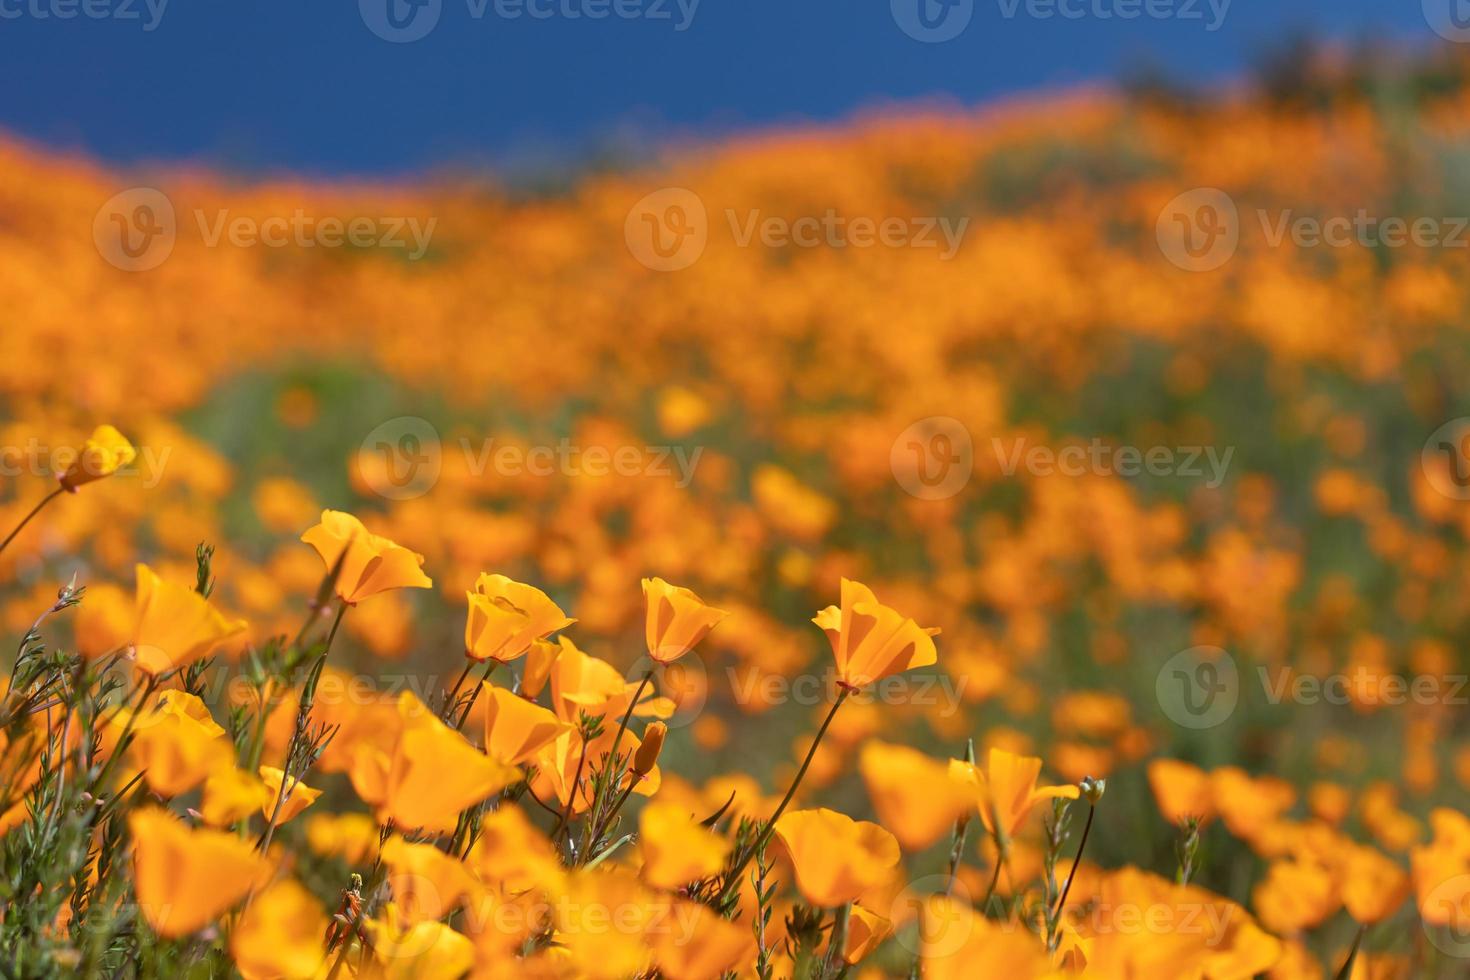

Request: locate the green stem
(1051, 802), (1094, 929)
(719, 686), (851, 905)
(0, 487), (63, 559)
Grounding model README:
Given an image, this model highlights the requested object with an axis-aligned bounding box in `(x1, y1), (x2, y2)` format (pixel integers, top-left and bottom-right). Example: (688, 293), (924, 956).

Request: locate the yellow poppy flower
(642, 577), (728, 664)
(132, 563), (246, 675)
(812, 578), (939, 690)
(300, 509), (432, 605)
(128, 807), (274, 938)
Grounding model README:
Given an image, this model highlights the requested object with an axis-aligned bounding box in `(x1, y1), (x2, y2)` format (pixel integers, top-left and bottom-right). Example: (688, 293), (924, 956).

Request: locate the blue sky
(0, 0), (1446, 176)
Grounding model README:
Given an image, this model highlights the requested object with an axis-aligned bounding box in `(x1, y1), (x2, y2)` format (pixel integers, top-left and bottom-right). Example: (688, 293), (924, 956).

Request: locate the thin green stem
(719, 686), (851, 905)
(1051, 802), (1094, 928)
(0, 487), (63, 559)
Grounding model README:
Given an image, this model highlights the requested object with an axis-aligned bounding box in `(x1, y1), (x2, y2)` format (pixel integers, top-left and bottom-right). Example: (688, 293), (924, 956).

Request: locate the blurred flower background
(6, 3), (1470, 978)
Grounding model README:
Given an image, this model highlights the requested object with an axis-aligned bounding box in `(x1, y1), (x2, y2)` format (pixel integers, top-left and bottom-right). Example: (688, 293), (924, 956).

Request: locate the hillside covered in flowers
(4, 47), (1470, 978)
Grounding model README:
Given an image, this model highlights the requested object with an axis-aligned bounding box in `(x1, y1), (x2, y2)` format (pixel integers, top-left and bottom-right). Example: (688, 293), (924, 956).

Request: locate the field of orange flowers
(6, 50), (1470, 979)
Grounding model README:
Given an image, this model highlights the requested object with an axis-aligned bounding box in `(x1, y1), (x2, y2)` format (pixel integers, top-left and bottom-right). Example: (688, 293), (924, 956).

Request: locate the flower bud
(1080, 776), (1107, 805)
(634, 721), (667, 776)
(59, 425), (136, 492)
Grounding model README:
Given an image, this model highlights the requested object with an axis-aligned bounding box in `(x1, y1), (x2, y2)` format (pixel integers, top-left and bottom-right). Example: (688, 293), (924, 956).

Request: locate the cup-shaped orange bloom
(1412, 809), (1470, 930)
(381, 836), (478, 924)
(643, 577), (728, 664)
(843, 905), (892, 965)
(465, 806), (564, 896)
(230, 878), (328, 980)
(520, 637), (562, 698)
(259, 766), (322, 825)
(922, 896), (1051, 979)
(128, 807), (274, 938)
(200, 767), (273, 827)
(300, 509), (432, 605)
(549, 637), (674, 724)
(1342, 844), (1410, 924)
(638, 800), (731, 891)
(950, 747), (1079, 841)
(132, 563), (247, 675)
(363, 916), (475, 980)
(812, 578), (939, 689)
(556, 868), (661, 980)
(127, 702), (233, 798)
(1211, 766), (1295, 841)
(653, 900), (756, 980)
(482, 684), (568, 766)
(773, 808), (899, 907)
(348, 692), (519, 833)
(1147, 758), (1215, 826)
(859, 741), (974, 851)
(464, 573), (574, 663)
(1073, 868), (1281, 978)
(59, 424), (136, 492)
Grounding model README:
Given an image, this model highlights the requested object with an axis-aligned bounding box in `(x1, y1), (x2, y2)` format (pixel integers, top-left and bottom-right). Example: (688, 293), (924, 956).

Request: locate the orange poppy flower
(58, 424), (136, 492)
(652, 900), (756, 980)
(128, 807), (274, 938)
(638, 800), (731, 891)
(950, 747), (1079, 840)
(258, 766), (322, 825)
(812, 578), (939, 690)
(520, 637), (562, 698)
(549, 637), (673, 724)
(921, 896), (1051, 979)
(843, 905), (892, 964)
(230, 878), (327, 980)
(200, 767), (273, 827)
(1147, 758), (1216, 826)
(363, 915), (475, 979)
(1211, 766), (1295, 841)
(380, 836), (478, 924)
(132, 563), (246, 675)
(859, 740), (974, 851)
(773, 808), (899, 907)
(300, 509), (432, 605)
(1342, 844), (1410, 924)
(481, 683), (569, 766)
(348, 692), (520, 833)
(642, 577), (728, 664)
(464, 573), (574, 663)
(1411, 809), (1470, 930)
